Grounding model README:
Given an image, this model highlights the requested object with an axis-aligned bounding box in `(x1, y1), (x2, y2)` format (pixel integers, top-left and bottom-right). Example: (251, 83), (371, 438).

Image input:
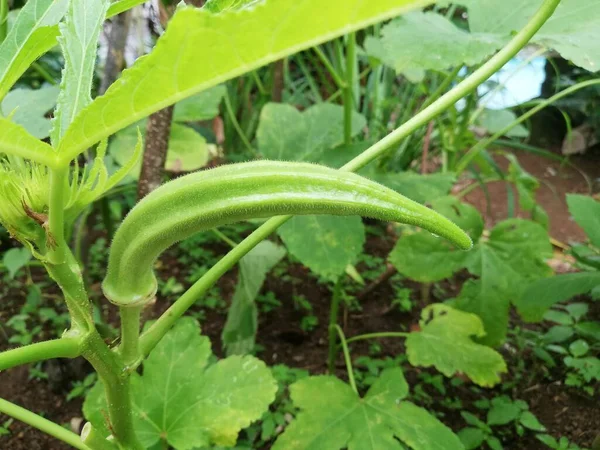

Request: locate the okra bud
(103, 161), (472, 306)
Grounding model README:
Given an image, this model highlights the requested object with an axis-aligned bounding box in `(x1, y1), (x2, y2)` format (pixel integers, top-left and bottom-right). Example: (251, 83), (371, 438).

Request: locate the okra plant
(0, 0), (564, 449)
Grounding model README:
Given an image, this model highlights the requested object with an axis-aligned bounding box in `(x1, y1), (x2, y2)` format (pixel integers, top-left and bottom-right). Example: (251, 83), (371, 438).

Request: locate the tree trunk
(137, 105), (175, 199)
(100, 11), (131, 95)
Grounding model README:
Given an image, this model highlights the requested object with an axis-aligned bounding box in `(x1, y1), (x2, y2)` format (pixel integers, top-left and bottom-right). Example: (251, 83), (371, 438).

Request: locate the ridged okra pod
(103, 161), (472, 306)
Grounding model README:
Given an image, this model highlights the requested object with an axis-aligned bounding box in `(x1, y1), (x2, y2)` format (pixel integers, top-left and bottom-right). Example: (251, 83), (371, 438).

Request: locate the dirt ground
(1, 148), (599, 449)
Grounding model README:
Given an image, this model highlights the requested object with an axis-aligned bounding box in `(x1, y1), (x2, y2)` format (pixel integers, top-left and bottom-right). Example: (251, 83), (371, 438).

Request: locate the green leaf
(567, 194), (600, 248)
(0, 0), (69, 101)
(455, 219), (552, 346)
(515, 272), (600, 322)
(371, 172), (456, 204)
(543, 326), (574, 344)
(278, 215), (365, 281)
(569, 339), (590, 357)
(257, 103), (366, 162)
(536, 434), (558, 448)
(273, 368), (463, 450)
(565, 303), (588, 321)
(543, 310), (574, 326)
(51, 0), (108, 144)
(173, 85), (226, 122)
(57, 0), (431, 161)
(109, 122), (209, 175)
(222, 241), (286, 355)
(364, 11), (502, 79)
(390, 232), (469, 283)
(458, 428), (486, 450)
(368, 1), (600, 75)
(85, 318), (277, 449)
(2, 247), (32, 279)
(406, 304), (507, 387)
(575, 322), (600, 342)
(203, 0), (263, 13)
(389, 198), (482, 283)
(1, 86), (59, 139)
(487, 397), (521, 426)
(0, 117), (57, 167)
(519, 411), (546, 432)
(478, 109), (530, 139)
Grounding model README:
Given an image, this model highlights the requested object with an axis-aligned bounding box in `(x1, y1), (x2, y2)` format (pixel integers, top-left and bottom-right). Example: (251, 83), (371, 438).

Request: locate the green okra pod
(103, 161), (472, 306)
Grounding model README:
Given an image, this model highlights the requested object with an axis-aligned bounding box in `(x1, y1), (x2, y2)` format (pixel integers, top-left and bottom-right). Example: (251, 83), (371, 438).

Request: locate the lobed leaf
(406, 304), (507, 387)
(0, 117), (57, 167)
(273, 368), (463, 450)
(102, 161), (472, 306)
(57, 0), (432, 161)
(1, 86), (59, 139)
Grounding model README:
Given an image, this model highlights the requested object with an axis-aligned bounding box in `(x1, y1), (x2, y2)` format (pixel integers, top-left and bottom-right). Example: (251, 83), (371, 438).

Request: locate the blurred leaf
(222, 241), (286, 355)
(569, 339), (590, 357)
(487, 397), (521, 426)
(1, 86), (59, 139)
(458, 427), (486, 450)
(543, 310), (573, 326)
(406, 304), (507, 387)
(257, 103), (366, 162)
(575, 322), (600, 342)
(543, 326), (574, 344)
(567, 194), (600, 248)
(278, 215), (365, 281)
(519, 411), (546, 432)
(203, 0), (262, 13)
(173, 85), (226, 122)
(273, 368), (463, 450)
(515, 272), (600, 322)
(2, 247), (32, 279)
(478, 109), (529, 138)
(0, 0), (68, 100)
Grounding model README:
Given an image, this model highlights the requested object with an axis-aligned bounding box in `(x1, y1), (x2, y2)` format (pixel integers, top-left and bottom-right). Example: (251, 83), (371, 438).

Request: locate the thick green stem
(82, 332), (143, 450)
(140, 0), (561, 358)
(48, 167), (68, 263)
(0, 338), (81, 372)
(0, 397), (91, 450)
(343, 32), (357, 145)
(119, 306), (142, 368)
(328, 278), (344, 374)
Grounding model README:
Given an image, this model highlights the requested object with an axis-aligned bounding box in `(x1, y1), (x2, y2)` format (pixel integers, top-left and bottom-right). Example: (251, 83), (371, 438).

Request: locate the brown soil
(1, 150), (600, 449)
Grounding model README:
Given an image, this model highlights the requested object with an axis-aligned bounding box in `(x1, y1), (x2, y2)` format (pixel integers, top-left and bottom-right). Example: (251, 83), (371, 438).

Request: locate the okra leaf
(367, 1), (600, 75)
(84, 318), (277, 449)
(0, 117), (57, 167)
(273, 368), (463, 450)
(406, 305), (507, 387)
(389, 197), (482, 283)
(1, 86), (59, 139)
(567, 194), (600, 248)
(278, 215), (365, 282)
(364, 11), (503, 80)
(51, 0), (108, 144)
(455, 219), (552, 346)
(257, 103), (366, 162)
(222, 241), (286, 355)
(57, 0), (431, 160)
(515, 272), (600, 322)
(0, 0), (69, 101)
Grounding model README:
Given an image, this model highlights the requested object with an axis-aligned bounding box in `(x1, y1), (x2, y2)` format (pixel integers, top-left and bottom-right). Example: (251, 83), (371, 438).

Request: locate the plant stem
(0, 0), (7, 44)
(343, 32), (357, 145)
(333, 325), (357, 393)
(224, 89), (257, 156)
(119, 306), (142, 368)
(327, 278), (344, 374)
(0, 338), (81, 372)
(314, 46), (347, 89)
(82, 331), (143, 450)
(0, 397), (91, 450)
(456, 78), (600, 172)
(48, 167), (68, 263)
(140, 0), (561, 357)
(81, 423), (118, 450)
(346, 332), (409, 345)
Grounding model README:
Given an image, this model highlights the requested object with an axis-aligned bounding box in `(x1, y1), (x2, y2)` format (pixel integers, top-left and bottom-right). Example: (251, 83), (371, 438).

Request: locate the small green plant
(537, 434), (587, 450)
(458, 396), (546, 449)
